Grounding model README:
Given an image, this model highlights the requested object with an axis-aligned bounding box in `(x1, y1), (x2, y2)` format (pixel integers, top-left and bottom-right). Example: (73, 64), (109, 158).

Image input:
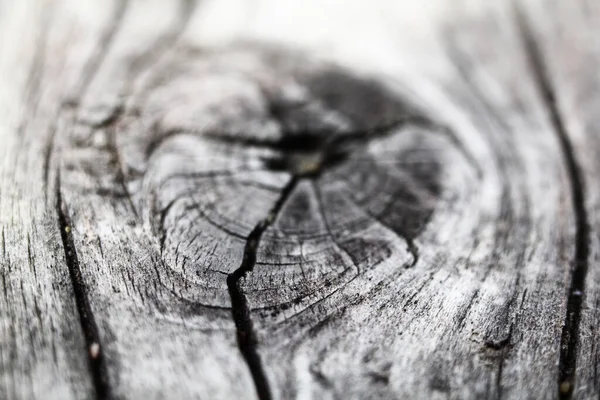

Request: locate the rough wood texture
(1, 0), (599, 399)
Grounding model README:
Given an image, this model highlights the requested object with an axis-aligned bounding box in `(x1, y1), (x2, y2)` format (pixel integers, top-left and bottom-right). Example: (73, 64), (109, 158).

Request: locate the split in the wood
(1, 227), (5, 260)
(223, 121), (437, 397)
(222, 116), (438, 398)
(515, 8), (591, 400)
(227, 176), (299, 400)
(55, 173), (112, 399)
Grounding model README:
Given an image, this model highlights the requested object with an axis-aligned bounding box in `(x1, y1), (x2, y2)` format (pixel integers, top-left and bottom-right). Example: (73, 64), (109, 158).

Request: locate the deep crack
(226, 116), (440, 396)
(515, 8), (591, 400)
(224, 97), (444, 397)
(56, 173), (112, 399)
(227, 176), (299, 400)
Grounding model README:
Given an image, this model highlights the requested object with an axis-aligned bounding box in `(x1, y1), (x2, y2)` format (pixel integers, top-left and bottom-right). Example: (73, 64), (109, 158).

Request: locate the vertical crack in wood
(1, 227), (5, 260)
(515, 9), (590, 400)
(227, 176), (299, 400)
(56, 172), (112, 400)
(41, 2), (130, 397)
(489, 323), (514, 400)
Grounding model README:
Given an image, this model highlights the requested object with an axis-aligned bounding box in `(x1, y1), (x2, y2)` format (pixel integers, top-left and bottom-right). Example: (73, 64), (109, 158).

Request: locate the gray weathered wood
(522, 1), (600, 397)
(1, 0), (598, 399)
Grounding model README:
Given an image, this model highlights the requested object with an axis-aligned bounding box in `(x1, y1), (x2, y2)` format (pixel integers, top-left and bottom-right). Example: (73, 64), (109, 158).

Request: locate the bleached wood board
(0, 0), (597, 399)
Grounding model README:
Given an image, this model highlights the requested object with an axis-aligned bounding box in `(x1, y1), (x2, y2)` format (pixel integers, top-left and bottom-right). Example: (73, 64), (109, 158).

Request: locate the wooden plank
(54, 0), (258, 398)
(1, 0), (597, 399)
(0, 1), (115, 399)
(519, 1), (600, 398)
(238, 2), (577, 398)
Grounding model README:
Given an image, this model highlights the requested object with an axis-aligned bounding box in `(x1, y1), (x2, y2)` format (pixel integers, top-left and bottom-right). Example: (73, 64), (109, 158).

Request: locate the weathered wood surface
(1, 0), (599, 399)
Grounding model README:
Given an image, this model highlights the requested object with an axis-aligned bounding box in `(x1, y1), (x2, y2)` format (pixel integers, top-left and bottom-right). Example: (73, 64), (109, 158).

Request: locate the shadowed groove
(56, 173), (112, 400)
(227, 176), (299, 400)
(514, 8), (591, 400)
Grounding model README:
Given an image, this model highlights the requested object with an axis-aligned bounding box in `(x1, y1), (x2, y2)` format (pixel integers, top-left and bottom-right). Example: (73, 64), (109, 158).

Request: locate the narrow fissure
(48, 2), (129, 396)
(227, 114), (442, 397)
(227, 176), (299, 400)
(56, 174), (112, 400)
(515, 10), (590, 400)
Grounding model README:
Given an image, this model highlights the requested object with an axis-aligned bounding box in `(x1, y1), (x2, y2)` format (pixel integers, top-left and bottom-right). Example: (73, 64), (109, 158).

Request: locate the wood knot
(109, 44), (474, 316)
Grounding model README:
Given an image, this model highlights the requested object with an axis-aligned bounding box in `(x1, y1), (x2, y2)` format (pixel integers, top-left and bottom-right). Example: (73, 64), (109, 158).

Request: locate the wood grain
(521, 1), (600, 397)
(0, 0), (598, 399)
